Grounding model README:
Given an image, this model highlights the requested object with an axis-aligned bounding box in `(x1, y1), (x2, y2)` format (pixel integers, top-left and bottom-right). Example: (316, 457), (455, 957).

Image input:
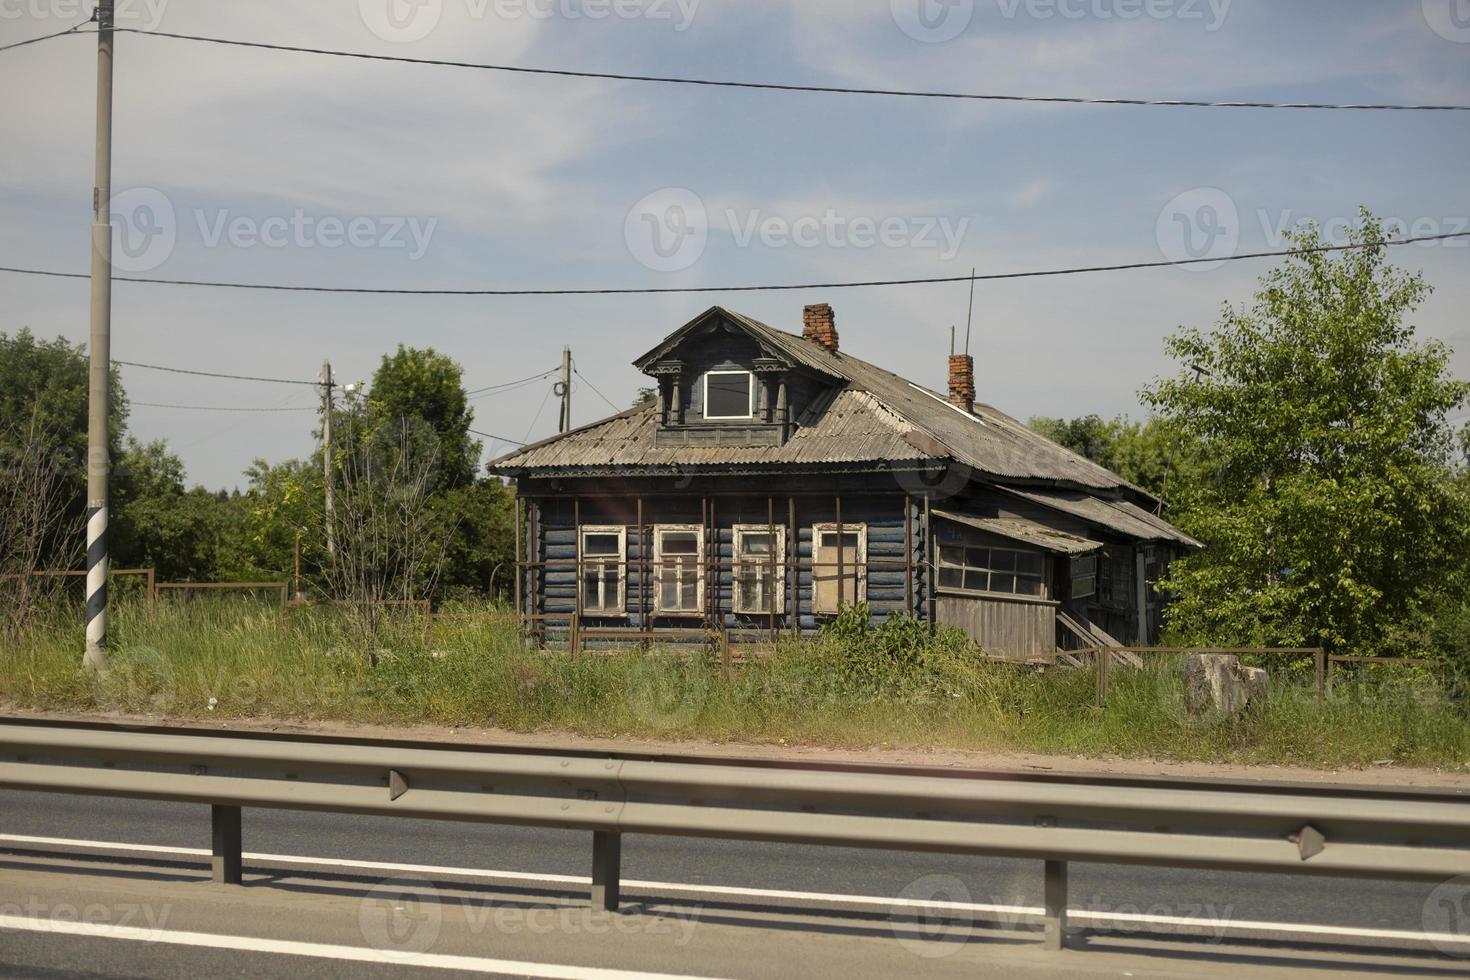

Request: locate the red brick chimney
(948, 354), (975, 413)
(802, 303), (839, 354)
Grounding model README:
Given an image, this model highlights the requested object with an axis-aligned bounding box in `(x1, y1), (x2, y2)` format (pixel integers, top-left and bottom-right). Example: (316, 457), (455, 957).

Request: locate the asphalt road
(1, 790), (1466, 978)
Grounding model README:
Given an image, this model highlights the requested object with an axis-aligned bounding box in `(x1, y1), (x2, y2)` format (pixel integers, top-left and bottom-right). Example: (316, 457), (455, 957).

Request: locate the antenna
(964, 266), (976, 355)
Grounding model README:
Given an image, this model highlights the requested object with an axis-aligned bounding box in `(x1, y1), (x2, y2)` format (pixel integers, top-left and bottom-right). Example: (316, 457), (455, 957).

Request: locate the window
(938, 542), (1045, 598)
(733, 525), (787, 614)
(1070, 554), (1097, 600)
(579, 526), (626, 615)
(1097, 550), (1132, 607)
(812, 524), (866, 613)
(655, 525), (704, 614)
(703, 371), (754, 420)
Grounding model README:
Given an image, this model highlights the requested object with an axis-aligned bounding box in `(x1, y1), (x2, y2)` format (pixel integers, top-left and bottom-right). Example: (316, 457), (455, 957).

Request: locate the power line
(465, 368), (559, 397)
(130, 401), (316, 413)
(113, 359), (321, 386)
(112, 27), (1470, 112)
(522, 385), (556, 444)
(469, 428), (527, 447)
(0, 21), (90, 54)
(572, 364), (622, 414)
(13, 232), (1466, 298)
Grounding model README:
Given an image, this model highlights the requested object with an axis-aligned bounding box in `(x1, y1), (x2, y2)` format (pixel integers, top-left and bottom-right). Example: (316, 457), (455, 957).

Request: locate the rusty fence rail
(1, 718), (1468, 954)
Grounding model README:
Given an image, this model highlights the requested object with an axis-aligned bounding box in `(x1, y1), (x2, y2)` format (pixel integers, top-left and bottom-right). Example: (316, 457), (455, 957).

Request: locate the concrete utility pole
(320, 361), (336, 559)
(83, 0), (114, 672)
(559, 346), (572, 434)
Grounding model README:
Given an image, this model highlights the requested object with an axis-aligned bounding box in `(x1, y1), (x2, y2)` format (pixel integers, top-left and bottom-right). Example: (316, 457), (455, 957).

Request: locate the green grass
(2, 599), (1467, 770)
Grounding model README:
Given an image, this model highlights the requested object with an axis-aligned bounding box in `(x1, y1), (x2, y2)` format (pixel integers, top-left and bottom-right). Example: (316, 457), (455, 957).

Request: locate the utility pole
(320, 360), (336, 559)
(559, 346), (572, 433)
(83, 0), (114, 672)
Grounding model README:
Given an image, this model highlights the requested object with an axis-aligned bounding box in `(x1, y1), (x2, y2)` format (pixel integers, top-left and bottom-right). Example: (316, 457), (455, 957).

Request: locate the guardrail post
(591, 830), (621, 912)
(1042, 858), (1067, 951)
(211, 804), (242, 885)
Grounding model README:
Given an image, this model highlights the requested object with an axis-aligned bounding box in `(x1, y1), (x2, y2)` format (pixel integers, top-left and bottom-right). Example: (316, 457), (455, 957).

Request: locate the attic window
(704, 371), (754, 420)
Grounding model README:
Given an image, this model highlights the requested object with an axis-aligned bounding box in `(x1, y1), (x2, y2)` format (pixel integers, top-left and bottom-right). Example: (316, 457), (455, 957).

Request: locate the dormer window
(704, 370), (754, 420)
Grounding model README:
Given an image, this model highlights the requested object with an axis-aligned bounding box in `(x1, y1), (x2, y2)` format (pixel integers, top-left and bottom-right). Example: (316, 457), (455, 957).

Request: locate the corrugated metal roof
(933, 510), (1102, 555)
(999, 486), (1203, 548)
(492, 307), (1152, 497)
(491, 387), (928, 472)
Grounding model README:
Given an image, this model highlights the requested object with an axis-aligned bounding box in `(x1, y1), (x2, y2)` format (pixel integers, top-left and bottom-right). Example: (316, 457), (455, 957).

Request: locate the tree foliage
(1142, 215), (1470, 654)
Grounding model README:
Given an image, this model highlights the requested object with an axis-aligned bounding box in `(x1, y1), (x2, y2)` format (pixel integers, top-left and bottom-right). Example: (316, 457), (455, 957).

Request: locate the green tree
(364, 345), (479, 492)
(111, 440), (247, 581)
(0, 329), (128, 555)
(1027, 414), (1183, 500)
(1142, 214), (1470, 654)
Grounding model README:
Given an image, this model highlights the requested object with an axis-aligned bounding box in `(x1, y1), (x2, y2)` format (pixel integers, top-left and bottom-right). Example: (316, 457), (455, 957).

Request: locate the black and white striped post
(83, 0), (114, 672)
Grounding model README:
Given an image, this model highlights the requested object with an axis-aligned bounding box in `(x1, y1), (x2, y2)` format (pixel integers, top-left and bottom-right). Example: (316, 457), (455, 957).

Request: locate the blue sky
(3, 0), (1468, 489)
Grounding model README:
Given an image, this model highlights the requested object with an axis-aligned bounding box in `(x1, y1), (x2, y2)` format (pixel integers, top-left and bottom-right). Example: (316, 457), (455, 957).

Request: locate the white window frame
(732, 524), (787, 615)
(654, 524), (705, 615)
(578, 525), (626, 616)
(702, 370), (755, 420)
(812, 523), (868, 614)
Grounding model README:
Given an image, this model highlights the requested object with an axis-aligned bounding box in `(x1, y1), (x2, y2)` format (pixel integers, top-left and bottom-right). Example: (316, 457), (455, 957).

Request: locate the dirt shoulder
(8, 707), (1470, 789)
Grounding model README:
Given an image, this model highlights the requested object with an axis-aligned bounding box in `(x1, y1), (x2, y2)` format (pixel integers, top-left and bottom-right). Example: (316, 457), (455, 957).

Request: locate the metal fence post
(1043, 858), (1067, 950)
(591, 830), (621, 912)
(211, 804), (242, 885)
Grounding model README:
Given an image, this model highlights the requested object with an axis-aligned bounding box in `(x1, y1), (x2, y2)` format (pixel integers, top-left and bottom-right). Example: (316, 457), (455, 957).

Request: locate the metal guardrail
(1, 719), (1468, 953)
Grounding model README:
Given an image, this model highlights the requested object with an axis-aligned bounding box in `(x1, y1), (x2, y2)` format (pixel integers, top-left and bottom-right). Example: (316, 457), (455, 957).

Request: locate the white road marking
(0, 914), (727, 979)
(4, 833), (1468, 948)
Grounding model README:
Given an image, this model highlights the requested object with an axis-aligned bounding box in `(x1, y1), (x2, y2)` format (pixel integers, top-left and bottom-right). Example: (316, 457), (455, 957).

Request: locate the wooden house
(488, 304), (1199, 655)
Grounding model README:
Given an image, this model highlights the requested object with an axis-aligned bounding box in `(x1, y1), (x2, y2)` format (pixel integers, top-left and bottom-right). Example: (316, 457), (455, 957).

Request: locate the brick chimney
(948, 354), (975, 413)
(802, 303), (839, 354)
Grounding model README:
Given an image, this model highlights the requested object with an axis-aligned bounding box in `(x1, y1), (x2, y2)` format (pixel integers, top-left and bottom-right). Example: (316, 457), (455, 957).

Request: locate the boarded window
(733, 525), (786, 614)
(704, 371), (753, 419)
(655, 526), (704, 614)
(579, 526), (625, 615)
(812, 524), (866, 613)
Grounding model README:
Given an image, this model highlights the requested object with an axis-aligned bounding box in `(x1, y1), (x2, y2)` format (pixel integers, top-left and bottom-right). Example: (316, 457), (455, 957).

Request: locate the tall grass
(2, 598), (1467, 769)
